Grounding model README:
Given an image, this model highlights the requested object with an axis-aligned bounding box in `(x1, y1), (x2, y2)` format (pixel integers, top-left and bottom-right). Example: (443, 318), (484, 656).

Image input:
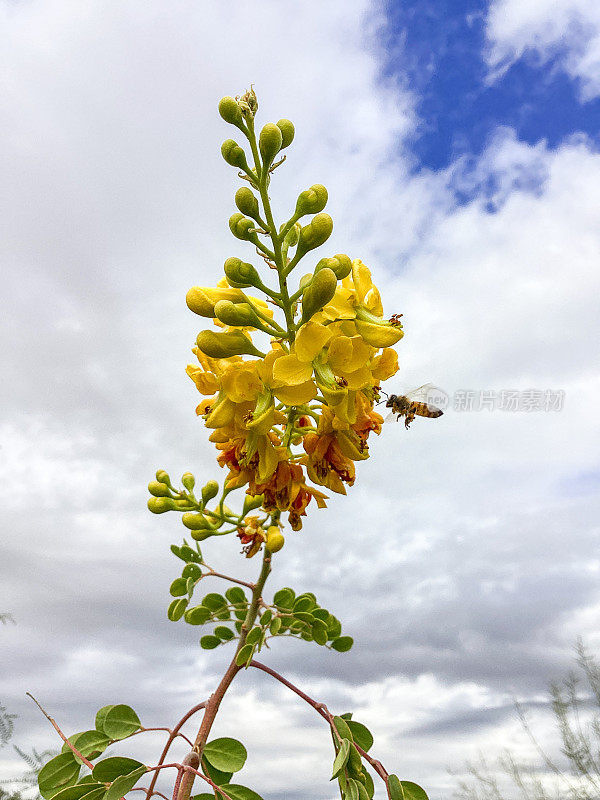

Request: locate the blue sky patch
(381, 0), (600, 171)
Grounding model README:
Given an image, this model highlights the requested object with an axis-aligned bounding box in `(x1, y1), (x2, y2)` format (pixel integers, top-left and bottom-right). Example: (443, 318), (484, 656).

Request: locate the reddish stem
(26, 693), (95, 771)
(146, 702), (207, 799)
(248, 661), (391, 794)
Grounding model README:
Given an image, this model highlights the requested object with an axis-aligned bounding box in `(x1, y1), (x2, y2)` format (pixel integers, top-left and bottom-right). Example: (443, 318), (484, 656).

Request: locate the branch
(146, 702), (207, 799)
(248, 661), (391, 792)
(146, 762), (234, 800)
(26, 693), (95, 771)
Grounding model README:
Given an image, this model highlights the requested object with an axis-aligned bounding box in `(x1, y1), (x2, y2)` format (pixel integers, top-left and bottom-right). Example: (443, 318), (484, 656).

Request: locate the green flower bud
(148, 480), (171, 497)
(174, 498), (193, 509)
(235, 187), (260, 219)
(155, 470), (171, 485)
(196, 329), (263, 358)
(282, 222), (300, 248)
(218, 96), (244, 128)
(295, 185), (328, 217)
(301, 267), (338, 323)
(276, 118), (295, 148)
(221, 139), (250, 171)
(182, 512), (212, 530)
(229, 212), (256, 241)
(315, 253), (352, 280)
(182, 472), (195, 492)
(242, 493), (264, 514)
(296, 212), (333, 258)
(223, 257), (262, 289)
(265, 526), (285, 553)
(213, 300), (258, 327)
(148, 497), (176, 514)
(201, 480), (219, 504)
(190, 529), (214, 542)
(259, 123), (283, 167)
(299, 273), (313, 290)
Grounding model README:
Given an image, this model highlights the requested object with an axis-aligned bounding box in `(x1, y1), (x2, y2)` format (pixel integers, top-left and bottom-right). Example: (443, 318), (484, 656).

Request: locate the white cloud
(2, 1), (600, 799)
(486, 0), (600, 99)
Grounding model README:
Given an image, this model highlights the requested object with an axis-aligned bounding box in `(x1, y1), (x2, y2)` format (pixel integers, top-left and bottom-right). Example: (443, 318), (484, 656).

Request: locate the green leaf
(168, 598), (188, 621)
(269, 617), (282, 635)
(235, 643), (254, 667)
(61, 730), (111, 763)
(356, 781), (370, 800)
(387, 775), (405, 800)
(327, 615), (342, 639)
(273, 588), (295, 608)
(234, 621), (243, 633)
(104, 766), (147, 800)
(180, 544), (201, 563)
(38, 753), (81, 799)
(332, 716), (353, 741)
(293, 611), (315, 624)
(102, 705), (141, 740)
(201, 757), (232, 787)
(346, 779), (360, 800)
(331, 739), (351, 780)
(191, 796), (214, 800)
(185, 606), (211, 625)
(292, 597), (312, 613)
(169, 578), (188, 597)
(95, 706), (115, 733)
(182, 563), (202, 581)
(234, 608), (247, 621)
(171, 544), (185, 560)
(312, 619), (328, 646)
(77, 777), (97, 785)
(214, 626), (235, 641)
(203, 738), (247, 773)
(346, 721), (373, 752)
(186, 577), (196, 595)
(200, 635), (221, 649)
(202, 593), (227, 610)
(225, 587), (247, 605)
(362, 770), (374, 799)
(215, 785), (264, 800)
(400, 782), (428, 800)
(245, 627), (262, 646)
(49, 784), (105, 800)
(331, 636), (353, 652)
(92, 758), (145, 783)
(216, 609), (231, 621)
(312, 608), (329, 622)
(259, 609), (272, 626)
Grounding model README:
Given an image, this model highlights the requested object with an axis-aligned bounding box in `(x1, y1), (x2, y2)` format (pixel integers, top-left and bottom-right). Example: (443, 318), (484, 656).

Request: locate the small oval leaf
(104, 766), (147, 800)
(168, 598), (188, 621)
(202, 593), (227, 610)
(214, 626), (235, 641)
(400, 782), (429, 800)
(200, 635), (222, 649)
(346, 720), (374, 752)
(94, 706), (115, 733)
(225, 587), (247, 605)
(169, 578), (188, 597)
(273, 588), (295, 609)
(331, 636), (353, 652)
(61, 730), (111, 763)
(203, 738), (247, 773)
(235, 644), (254, 667)
(185, 606), (211, 625)
(38, 754), (81, 798)
(331, 739), (351, 780)
(92, 758), (145, 783)
(388, 775), (405, 800)
(102, 705), (141, 740)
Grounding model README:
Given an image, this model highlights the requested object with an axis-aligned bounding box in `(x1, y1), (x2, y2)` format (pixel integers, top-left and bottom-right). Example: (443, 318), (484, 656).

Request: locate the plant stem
(175, 550), (272, 800)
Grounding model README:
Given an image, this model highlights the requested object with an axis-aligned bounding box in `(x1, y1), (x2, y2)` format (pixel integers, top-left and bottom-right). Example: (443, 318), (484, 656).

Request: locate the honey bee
(380, 384), (445, 429)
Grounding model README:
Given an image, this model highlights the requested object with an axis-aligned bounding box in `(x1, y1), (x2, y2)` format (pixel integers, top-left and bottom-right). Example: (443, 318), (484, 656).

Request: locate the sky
(1, 1), (599, 799)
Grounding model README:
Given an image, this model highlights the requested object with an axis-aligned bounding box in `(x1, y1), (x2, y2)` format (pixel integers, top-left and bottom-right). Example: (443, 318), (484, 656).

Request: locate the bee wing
(385, 410), (398, 423)
(405, 383), (446, 415)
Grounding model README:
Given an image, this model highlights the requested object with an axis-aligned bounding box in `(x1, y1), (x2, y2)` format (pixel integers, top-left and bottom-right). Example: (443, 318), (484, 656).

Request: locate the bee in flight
(378, 384), (445, 429)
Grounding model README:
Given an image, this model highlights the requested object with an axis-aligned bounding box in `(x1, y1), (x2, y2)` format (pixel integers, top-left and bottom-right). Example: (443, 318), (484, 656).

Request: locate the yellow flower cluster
(186, 259), (402, 533)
